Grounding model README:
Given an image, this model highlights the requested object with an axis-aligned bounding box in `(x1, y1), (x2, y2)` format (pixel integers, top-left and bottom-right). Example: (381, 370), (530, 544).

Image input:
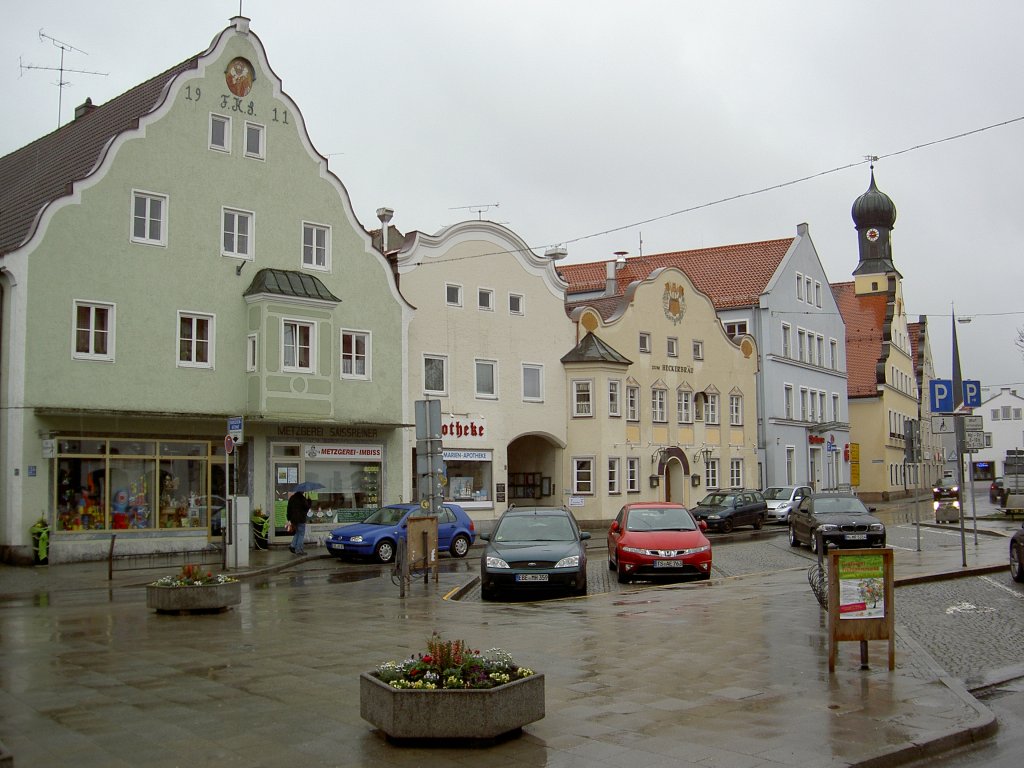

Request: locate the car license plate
(654, 560), (683, 567)
(516, 573), (549, 582)
(328, 542), (344, 549)
(845, 534), (867, 540)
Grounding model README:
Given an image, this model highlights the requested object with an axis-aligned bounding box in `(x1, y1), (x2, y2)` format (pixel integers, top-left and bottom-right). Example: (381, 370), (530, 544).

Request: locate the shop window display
(55, 438), (223, 532)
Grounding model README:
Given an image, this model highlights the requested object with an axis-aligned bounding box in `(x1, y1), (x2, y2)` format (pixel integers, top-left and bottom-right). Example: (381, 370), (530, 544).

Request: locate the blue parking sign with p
(930, 379), (953, 413)
(962, 380), (981, 408)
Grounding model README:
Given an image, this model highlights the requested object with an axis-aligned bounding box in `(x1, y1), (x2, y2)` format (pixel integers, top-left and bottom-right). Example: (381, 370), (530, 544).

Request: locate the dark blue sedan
(324, 503), (475, 563)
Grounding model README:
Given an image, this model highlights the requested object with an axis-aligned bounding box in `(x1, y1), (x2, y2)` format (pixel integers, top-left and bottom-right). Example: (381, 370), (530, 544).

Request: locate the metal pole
(955, 417), (967, 567)
(914, 458), (921, 552)
(969, 455), (978, 545)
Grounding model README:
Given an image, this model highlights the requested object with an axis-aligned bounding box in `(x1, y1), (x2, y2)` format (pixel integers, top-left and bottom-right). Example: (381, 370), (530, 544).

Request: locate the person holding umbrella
(287, 482), (316, 555)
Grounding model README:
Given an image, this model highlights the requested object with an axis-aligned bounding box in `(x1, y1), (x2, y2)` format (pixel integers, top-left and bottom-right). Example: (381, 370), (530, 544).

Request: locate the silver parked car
(761, 485), (811, 524)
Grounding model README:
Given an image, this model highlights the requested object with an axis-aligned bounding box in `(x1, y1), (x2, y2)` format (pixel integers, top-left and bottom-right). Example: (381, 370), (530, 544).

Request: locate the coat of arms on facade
(663, 282), (686, 325)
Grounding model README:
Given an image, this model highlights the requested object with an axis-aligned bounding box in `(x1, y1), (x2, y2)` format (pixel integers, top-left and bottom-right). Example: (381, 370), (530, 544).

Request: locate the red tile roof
(832, 281), (888, 398)
(560, 238), (793, 317)
(0, 55), (199, 255)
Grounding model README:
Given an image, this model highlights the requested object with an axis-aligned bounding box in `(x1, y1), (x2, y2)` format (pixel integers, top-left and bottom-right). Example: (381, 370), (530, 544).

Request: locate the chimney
(376, 207), (394, 253)
(605, 262), (617, 296)
(614, 250), (628, 271)
(74, 98), (97, 120)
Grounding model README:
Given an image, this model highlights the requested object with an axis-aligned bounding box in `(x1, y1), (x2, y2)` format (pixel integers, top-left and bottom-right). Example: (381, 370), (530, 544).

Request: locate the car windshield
(494, 515), (575, 542)
(812, 497), (868, 515)
(697, 493), (731, 506)
(625, 507), (697, 532)
(762, 487), (794, 501)
(935, 478), (958, 489)
(362, 506), (408, 525)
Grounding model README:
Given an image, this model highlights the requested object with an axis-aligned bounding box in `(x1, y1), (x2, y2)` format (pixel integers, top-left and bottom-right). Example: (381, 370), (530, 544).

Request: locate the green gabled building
(0, 16), (412, 563)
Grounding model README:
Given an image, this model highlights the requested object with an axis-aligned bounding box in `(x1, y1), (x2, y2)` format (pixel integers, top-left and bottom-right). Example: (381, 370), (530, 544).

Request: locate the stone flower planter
(146, 581), (241, 614)
(360, 671), (545, 741)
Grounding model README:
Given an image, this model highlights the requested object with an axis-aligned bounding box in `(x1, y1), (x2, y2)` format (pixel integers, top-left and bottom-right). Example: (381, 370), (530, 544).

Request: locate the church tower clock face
(866, 228), (880, 242)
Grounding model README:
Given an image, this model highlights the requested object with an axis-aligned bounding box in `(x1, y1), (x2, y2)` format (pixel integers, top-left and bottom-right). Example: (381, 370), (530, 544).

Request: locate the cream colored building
(563, 267), (759, 521)
(393, 221), (573, 523)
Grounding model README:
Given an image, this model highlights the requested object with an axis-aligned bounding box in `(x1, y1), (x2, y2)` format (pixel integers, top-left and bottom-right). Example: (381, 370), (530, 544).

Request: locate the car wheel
(374, 539), (396, 564)
(608, 557), (616, 571)
(789, 525), (800, 547)
(575, 577), (588, 596)
(481, 586), (498, 601)
(753, 515), (764, 531)
(1012, 543), (1024, 583)
(617, 563), (629, 584)
(449, 534), (470, 559)
(720, 519), (734, 534)
(810, 531), (819, 555)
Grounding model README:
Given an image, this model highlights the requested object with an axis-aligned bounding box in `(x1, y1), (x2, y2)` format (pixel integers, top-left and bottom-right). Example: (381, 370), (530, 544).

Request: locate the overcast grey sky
(4, 1), (1023, 396)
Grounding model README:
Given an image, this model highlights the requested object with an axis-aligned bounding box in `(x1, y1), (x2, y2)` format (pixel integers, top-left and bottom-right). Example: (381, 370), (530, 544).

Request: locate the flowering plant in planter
(374, 632), (535, 690)
(150, 563), (238, 587)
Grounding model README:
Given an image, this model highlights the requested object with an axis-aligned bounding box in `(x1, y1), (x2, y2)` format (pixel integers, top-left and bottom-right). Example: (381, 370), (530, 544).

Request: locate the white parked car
(761, 485), (812, 524)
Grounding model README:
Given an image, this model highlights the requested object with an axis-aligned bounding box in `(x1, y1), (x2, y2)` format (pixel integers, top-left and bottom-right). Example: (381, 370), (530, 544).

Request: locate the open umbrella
(292, 481), (325, 493)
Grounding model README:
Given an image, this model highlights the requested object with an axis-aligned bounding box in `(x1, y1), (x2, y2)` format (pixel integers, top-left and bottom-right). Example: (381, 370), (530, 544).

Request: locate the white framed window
(782, 323), (791, 358)
(445, 283), (462, 307)
(692, 340), (704, 360)
(608, 380), (621, 417)
(805, 276), (813, 303)
(627, 385), (640, 421)
(423, 354), (448, 395)
(478, 288), (494, 311)
(667, 337), (678, 357)
(626, 457), (640, 493)
(784, 385), (793, 419)
(244, 121), (265, 159)
(246, 333), (257, 372)
(131, 191), (167, 246)
(1002, 405), (1012, 420)
(786, 447), (795, 484)
(341, 329), (371, 379)
(522, 363), (543, 402)
(572, 457), (594, 494)
(706, 393), (719, 425)
(677, 387), (692, 423)
(816, 336), (824, 367)
(572, 379), (593, 417)
(73, 300), (115, 361)
(730, 459), (743, 488)
(302, 222), (330, 269)
(608, 457), (621, 494)
(800, 388), (809, 421)
(819, 392), (827, 423)
(705, 459), (719, 489)
(724, 320), (748, 337)
(796, 273), (804, 301)
(729, 394), (743, 426)
(797, 330), (806, 362)
(476, 359), (498, 398)
(509, 293), (524, 315)
(651, 388), (667, 423)
(177, 311), (214, 368)
(639, 332), (651, 353)
(282, 319), (315, 373)
(832, 394), (840, 423)
(814, 281), (822, 307)
(991, 408), (1000, 420)
(209, 114), (231, 152)
(222, 207), (253, 259)
(830, 339), (838, 369)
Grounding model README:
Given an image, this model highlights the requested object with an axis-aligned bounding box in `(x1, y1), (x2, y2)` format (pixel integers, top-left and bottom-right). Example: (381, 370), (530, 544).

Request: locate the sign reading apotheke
(304, 444), (382, 459)
(442, 415), (487, 441)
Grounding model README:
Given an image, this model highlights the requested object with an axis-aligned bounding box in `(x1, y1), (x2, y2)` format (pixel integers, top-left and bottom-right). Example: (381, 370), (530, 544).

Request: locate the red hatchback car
(607, 502), (712, 584)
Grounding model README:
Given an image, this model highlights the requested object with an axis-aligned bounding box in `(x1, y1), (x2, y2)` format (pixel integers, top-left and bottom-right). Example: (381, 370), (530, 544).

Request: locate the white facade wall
(395, 221), (573, 524)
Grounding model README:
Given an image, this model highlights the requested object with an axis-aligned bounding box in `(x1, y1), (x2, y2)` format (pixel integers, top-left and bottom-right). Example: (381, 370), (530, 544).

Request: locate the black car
(690, 490), (767, 533)
(479, 506), (590, 600)
(990, 477), (1004, 504)
(1011, 524), (1024, 583)
(932, 477), (961, 523)
(788, 493), (886, 554)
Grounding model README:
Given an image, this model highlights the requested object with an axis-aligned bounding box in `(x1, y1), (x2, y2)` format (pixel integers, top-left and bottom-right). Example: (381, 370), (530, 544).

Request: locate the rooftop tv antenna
(449, 203), (500, 220)
(20, 30), (108, 129)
